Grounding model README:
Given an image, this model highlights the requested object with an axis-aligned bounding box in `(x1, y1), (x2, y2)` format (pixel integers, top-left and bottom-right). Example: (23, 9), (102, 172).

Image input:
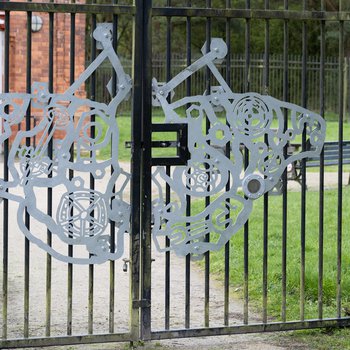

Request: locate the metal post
(140, 0), (153, 340)
(131, 0), (152, 342)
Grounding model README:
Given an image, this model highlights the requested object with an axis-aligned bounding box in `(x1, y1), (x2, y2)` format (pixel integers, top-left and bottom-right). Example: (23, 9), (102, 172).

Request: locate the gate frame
(1, 1), (350, 348)
(138, 0), (350, 342)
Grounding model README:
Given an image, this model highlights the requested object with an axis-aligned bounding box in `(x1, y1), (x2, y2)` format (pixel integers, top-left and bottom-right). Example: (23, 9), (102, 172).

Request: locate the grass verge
(192, 186), (350, 349)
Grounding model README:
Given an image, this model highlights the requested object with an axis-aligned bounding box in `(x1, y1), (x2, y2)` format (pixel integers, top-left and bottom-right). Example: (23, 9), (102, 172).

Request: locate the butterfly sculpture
(152, 38), (326, 259)
(0, 24), (131, 264)
(0, 30), (326, 263)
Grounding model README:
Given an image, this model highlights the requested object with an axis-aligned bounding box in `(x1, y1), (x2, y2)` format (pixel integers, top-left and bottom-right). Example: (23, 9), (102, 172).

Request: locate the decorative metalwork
(152, 38), (326, 259)
(0, 25), (131, 264)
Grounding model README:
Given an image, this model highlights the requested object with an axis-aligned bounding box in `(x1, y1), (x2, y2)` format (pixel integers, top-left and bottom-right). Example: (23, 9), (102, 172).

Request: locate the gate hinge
(132, 299), (151, 309)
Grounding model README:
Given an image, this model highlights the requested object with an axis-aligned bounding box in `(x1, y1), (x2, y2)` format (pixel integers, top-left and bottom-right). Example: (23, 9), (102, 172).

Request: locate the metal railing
(95, 54), (349, 115)
(0, 0), (350, 348)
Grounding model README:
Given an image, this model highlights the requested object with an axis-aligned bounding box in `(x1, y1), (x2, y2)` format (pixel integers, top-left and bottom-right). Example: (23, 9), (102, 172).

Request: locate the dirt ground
(0, 221), (309, 350)
(0, 166), (347, 350)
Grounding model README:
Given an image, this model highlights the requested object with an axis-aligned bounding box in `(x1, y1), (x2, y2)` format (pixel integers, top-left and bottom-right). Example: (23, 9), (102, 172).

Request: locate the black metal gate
(1, 1), (350, 348)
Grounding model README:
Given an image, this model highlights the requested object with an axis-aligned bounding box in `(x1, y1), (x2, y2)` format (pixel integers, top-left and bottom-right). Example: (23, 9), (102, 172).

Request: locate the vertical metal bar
(243, 0), (251, 325)
(164, 0), (171, 330)
(337, 5), (344, 319)
(130, 0), (143, 341)
(262, 0), (269, 325)
(185, 0), (192, 330)
(109, 0), (118, 333)
(88, 13), (97, 335)
(24, 9), (32, 338)
(140, 0), (152, 340)
(318, 0), (325, 320)
(2, 10), (10, 340)
(300, 0), (308, 322)
(109, 192), (116, 333)
(204, 0), (211, 329)
(281, 0), (289, 323)
(109, 189), (116, 331)
(164, 166), (171, 330)
(224, 0), (231, 327)
(46, 5), (54, 338)
(67, 8), (75, 336)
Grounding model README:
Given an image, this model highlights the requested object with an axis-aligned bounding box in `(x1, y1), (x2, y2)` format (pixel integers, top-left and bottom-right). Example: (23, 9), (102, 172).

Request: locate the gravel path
(0, 162), (347, 350)
(0, 236), (309, 350)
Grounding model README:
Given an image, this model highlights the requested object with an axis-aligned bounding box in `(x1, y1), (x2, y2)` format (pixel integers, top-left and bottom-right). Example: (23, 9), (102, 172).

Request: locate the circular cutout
(242, 174), (265, 199)
(247, 178), (261, 194)
(185, 161), (219, 193)
(82, 121), (103, 144)
(56, 190), (108, 241)
(229, 94), (273, 138)
(48, 107), (71, 129)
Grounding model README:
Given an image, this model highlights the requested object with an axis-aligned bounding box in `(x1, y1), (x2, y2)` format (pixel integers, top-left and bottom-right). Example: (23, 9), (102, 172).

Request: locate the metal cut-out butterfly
(151, 38), (326, 259)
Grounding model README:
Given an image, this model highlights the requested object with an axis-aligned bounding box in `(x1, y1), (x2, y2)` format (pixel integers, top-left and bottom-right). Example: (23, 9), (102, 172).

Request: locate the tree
(86, 0), (350, 60)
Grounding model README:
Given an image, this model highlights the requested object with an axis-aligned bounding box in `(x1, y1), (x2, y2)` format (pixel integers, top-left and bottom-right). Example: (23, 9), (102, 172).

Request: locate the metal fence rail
(96, 54), (348, 115)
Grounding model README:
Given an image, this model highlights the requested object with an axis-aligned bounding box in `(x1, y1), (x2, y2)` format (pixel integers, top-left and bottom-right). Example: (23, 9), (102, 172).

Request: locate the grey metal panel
(152, 38), (326, 258)
(0, 25), (131, 264)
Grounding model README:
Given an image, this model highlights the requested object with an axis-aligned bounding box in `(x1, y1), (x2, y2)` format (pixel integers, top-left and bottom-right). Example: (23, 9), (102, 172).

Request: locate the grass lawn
(199, 186), (350, 320)
(282, 328), (350, 350)
(192, 186), (350, 349)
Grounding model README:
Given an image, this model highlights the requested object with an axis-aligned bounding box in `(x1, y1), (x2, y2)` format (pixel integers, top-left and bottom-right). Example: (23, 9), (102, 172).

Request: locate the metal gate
(1, 0), (350, 348)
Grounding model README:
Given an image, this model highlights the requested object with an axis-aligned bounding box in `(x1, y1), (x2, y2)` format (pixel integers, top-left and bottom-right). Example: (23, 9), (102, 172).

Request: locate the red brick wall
(9, 1), (86, 95)
(8, 0), (87, 142)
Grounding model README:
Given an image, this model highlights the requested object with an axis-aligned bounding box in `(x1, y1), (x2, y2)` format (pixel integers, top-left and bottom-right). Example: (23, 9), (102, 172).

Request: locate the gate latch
(132, 299), (151, 309)
(151, 123), (189, 166)
(125, 123), (189, 166)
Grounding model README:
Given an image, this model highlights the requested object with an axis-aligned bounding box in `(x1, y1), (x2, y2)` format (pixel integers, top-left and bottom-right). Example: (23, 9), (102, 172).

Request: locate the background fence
(94, 54), (349, 118)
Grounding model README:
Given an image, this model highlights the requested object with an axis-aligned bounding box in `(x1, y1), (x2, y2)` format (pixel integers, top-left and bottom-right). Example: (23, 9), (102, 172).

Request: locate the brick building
(0, 1), (86, 146)
(7, 9), (86, 95)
